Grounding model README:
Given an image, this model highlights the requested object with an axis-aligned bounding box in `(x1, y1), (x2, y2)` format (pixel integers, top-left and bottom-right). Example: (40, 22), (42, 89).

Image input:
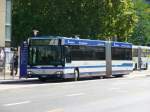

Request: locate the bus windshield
(28, 46), (63, 66)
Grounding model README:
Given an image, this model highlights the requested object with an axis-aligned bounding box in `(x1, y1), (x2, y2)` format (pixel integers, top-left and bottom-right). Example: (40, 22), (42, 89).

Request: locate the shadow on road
(0, 79), (43, 85)
(0, 75), (125, 85)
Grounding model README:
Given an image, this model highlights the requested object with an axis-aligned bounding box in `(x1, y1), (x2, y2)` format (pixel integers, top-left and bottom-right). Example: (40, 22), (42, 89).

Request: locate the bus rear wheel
(133, 63), (137, 70)
(144, 63), (148, 70)
(74, 69), (79, 81)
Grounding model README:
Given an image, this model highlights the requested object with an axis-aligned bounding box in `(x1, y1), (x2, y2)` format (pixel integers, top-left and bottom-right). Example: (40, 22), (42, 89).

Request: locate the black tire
(38, 77), (47, 82)
(145, 63), (148, 70)
(133, 63), (137, 70)
(115, 74), (123, 78)
(74, 69), (79, 81)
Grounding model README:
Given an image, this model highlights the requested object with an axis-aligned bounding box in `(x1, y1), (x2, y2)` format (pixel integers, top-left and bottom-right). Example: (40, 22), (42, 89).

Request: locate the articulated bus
(20, 36), (133, 81)
(132, 45), (150, 70)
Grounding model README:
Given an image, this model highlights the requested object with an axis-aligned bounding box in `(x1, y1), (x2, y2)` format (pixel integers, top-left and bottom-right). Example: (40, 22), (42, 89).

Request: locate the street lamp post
(33, 30), (39, 37)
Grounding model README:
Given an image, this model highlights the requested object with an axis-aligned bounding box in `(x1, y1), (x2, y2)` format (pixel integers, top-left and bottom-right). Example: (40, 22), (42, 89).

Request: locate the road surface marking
(66, 93), (85, 97)
(109, 87), (120, 90)
(3, 101), (31, 107)
(117, 90), (128, 93)
(112, 82), (128, 86)
(47, 108), (64, 112)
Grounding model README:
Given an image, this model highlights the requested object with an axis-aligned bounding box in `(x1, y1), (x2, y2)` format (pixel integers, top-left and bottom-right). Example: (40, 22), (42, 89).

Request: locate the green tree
(129, 0), (150, 45)
(12, 0), (138, 46)
(97, 0), (138, 41)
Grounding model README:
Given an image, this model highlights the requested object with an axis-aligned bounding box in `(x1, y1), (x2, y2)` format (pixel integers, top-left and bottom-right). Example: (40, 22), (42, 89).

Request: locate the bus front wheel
(38, 77), (47, 82)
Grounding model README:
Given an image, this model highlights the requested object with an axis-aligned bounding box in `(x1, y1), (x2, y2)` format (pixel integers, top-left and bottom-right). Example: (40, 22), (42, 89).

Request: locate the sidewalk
(0, 70), (29, 83)
(1, 70), (150, 84)
(125, 69), (150, 78)
(0, 70), (18, 79)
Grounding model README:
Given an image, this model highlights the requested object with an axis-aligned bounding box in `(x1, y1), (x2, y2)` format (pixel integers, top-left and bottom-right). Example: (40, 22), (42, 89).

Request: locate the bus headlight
(28, 71), (31, 74)
(56, 71), (63, 75)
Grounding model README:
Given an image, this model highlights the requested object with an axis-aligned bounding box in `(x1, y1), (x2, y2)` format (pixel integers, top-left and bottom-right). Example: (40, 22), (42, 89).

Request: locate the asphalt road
(0, 73), (150, 112)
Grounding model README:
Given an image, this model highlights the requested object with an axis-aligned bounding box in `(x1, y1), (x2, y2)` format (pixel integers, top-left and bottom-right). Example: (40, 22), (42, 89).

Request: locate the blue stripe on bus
(112, 63), (133, 67)
(28, 65), (105, 69)
(111, 42), (132, 48)
(79, 71), (103, 75)
(64, 39), (105, 46)
(28, 63), (133, 69)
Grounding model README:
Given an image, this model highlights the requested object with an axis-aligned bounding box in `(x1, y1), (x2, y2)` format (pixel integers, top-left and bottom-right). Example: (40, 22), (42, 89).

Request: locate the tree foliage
(97, 0), (138, 41)
(129, 0), (150, 45)
(12, 0), (138, 46)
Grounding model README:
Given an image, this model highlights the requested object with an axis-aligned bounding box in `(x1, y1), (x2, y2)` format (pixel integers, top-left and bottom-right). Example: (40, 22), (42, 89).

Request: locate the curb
(0, 78), (38, 84)
(125, 74), (150, 79)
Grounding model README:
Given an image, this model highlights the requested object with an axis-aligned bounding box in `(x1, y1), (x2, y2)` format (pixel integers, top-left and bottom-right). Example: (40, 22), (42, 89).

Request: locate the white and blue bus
(132, 45), (150, 70)
(20, 36), (133, 81)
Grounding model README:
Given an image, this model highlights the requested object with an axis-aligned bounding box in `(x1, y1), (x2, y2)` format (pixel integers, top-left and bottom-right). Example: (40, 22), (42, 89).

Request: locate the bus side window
(65, 46), (71, 63)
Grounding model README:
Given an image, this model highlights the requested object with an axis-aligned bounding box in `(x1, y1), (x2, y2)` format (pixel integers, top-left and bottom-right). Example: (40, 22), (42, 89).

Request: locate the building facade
(0, 0), (11, 47)
(0, 0), (6, 47)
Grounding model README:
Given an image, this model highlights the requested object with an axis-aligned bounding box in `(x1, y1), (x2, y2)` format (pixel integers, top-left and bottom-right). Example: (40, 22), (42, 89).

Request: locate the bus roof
(29, 36), (68, 39)
(29, 36), (106, 46)
(28, 36), (132, 48)
(112, 41), (132, 48)
(63, 38), (106, 46)
(133, 45), (150, 49)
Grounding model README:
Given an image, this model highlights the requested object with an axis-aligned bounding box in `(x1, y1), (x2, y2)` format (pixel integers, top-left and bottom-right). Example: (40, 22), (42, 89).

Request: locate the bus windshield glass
(28, 46), (62, 65)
